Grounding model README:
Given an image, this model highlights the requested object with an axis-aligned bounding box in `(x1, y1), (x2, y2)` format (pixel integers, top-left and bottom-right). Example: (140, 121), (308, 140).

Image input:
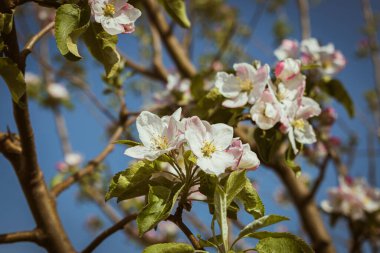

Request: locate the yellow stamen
(103, 3), (115, 17)
(292, 119), (305, 130)
(201, 141), (216, 157)
(239, 78), (253, 92)
(152, 136), (169, 150)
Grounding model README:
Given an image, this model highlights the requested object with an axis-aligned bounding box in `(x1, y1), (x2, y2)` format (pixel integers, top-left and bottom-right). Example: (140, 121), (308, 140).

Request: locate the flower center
(292, 119), (305, 130)
(201, 141), (216, 157)
(239, 79), (253, 92)
(103, 3), (116, 17)
(152, 136), (169, 150)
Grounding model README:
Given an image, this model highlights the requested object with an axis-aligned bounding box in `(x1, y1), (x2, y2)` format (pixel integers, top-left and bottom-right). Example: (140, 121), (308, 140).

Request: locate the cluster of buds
(124, 108), (260, 176)
(321, 176), (380, 220)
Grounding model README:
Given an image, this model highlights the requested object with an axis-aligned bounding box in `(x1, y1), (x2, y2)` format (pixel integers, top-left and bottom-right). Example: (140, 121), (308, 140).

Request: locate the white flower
(64, 152), (83, 167)
(319, 44), (346, 76)
(250, 89), (282, 130)
(226, 138), (260, 170)
(25, 72), (41, 86)
(90, 0), (141, 35)
(284, 97), (321, 153)
(47, 83), (69, 100)
(215, 63), (270, 108)
(275, 58), (301, 81)
(300, 38), (321, 64)
(124, 110), (181, 161)
(274, 39), (299, 60)
(185, 116), (235, 176)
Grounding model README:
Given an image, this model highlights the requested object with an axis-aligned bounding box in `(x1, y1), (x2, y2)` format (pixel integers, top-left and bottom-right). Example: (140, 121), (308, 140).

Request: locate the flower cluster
(321, 176), (380, 220)
(89, 0), (141, 35)
(124, 108), (260, 176)
(275, 38), (346, 77)
(153, 74), (192, 106)
(215, 60), (321, 153)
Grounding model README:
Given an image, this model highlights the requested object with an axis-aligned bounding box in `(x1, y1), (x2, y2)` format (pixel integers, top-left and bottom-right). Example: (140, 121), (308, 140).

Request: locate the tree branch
(306, 154), (331, 202)
(0, 230), (42, 245)
(81, 214), (138, 253)
(167, 215), (203, 250)
(142, 0), (196, 78)
(296, 0), (311, 40)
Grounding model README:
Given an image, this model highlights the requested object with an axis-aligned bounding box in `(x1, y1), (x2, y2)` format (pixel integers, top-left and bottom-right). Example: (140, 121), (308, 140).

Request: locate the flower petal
(211, 123), (233, 150)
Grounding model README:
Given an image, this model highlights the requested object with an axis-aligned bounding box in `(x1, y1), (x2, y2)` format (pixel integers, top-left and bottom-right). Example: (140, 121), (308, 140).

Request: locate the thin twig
(306, 154), (331, 202)
(296, 0), (311, 40)
(167, 214), (204, 250)
(0, 230), (42, 245)
(81, 214), (138, 253)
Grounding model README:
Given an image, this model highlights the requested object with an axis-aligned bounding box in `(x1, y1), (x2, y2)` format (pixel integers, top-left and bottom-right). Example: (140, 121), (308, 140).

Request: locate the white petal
(124, 146), (164, 161)
(101, 18), (124, 35)
(222, 92), (248, 108)
(137, 111), (164, 147)
(238, 144), (260, 170)
(233, 62), (256, 81)
(215, 72), (241, 98)
(211, 123), (233, 150)
(294, 121), (316, 144)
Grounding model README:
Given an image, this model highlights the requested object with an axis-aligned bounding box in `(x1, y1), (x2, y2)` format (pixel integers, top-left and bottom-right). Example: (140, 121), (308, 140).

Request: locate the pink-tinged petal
(185, 117), (207, 157)
(226, 138), (244, 168)
(211, 123), (233, 150)
(238, 144), (260, 170)
(137, 111), (164, 147)
(215, 72), (241, 98)
(233, 63), (256, 81)
(101, 18), (124, 35)
(274, 39), (299, 60)
(296, 97), (321, 119)
(249, 64), (270, 103)
(275, 59), (301, 81)
(222, 92), (248, 108)
(294, 121), (316, 144)
(124, 146), (164, 161)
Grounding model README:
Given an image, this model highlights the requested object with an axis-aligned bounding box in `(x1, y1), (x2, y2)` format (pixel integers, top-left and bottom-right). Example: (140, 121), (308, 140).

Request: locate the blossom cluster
(89, 0), (141, 35)
(274, 38), (346, 77)
(321, 176), (380, 220)
(153, 74), (192, 106)
(124, 108), (260, 176)
(215, 60), (321, 153)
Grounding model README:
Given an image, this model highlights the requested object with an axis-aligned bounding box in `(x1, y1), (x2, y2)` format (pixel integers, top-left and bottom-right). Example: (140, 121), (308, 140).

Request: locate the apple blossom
(90, 0), (141, 35)
(124, 111), (181, 161)
(25, 72), (41, 86)
(215, 63), (270, 108)
(226, 138), (260, 170)
(64, 152), (83, 167)
(47, 83), (70, 100)
(250, 89), (282, 130)
(274, 39), (299, 60)
(321, 176), (380, 220)
(185, 116), (235, 176)
(274, 58), (301, 81)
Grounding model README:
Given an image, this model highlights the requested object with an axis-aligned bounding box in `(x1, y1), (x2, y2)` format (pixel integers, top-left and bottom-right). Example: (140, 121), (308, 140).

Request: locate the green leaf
(199, 171), (218, 201)
(55, 4), (90, 60)
(253, 128), (283, 163)
(0, 12), (14, 34)
(237, 215), (289, 241)
(319, 79), (355, 117)
(249, 232), (313, 253)
(137, 184), (183, 235)
(162, 0), (191, 28)
(190, 74), (206, 98)
(50, 173), (65, 188)
(105, 160), (160, 201)
(214, 184), (228, 252)
(83, 22), (120, 78)
(113, 139), (141, 147)
(225, 170), (247, 206)
(0, 57), (26, 105)
(237, 178), (264, 219)
(142, 242), (194, 253)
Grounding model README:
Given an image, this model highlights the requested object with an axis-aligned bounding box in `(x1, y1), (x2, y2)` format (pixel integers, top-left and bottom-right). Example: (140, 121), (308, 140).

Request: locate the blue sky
(0, 0), (379, 252)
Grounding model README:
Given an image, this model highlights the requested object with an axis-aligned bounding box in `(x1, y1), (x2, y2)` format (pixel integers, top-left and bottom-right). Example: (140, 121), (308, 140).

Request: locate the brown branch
(20, 21), (54, 63)
(51, 116), (135, 197)
(0, 9), (75, 252)
(142, 0), (196, 78)
(150, 23), (168, 80)
(81, 214), (138, 253)
(306, 154), (331, 202)
(296, 0), (311, 40)
(0, 230), (43, 245)
(167, 215), (203, 250)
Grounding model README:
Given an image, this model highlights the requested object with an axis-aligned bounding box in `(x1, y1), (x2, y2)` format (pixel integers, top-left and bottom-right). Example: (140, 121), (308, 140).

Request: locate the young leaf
(83, 22), (120, 78)
(142, 243), (194, 253)
(137, 184), (184, 235)
(237, 178), (265, 219)
(214, 184), (229, 252)
(0, 57), (26, 105)
(0, 12), (14, 34)
(225, 170), (247, 206)
(319, 79), (355, 117)
(55, 4), (90, 61)
(113, 139), (141, 147)
(249, 231), (313, 253)
(105, 160), (159, 201)
(253, 128), (283, 163)
(162, 0), (191, 28)
(237, 215), (289, 242)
